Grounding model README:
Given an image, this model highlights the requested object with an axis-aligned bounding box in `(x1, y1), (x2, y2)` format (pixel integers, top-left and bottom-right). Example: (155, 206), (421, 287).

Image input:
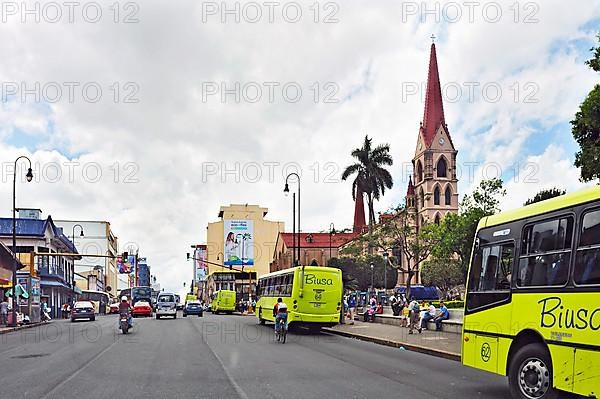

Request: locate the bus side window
(286, 274), (294, 295)
(518, 217), (573, 287)
(575, 209), (600, 285)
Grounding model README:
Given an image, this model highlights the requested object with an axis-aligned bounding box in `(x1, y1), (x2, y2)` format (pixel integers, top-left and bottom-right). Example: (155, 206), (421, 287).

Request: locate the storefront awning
(40, 280), (70, 289)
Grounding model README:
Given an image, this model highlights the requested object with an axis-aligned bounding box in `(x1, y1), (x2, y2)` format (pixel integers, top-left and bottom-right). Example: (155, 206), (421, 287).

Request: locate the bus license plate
(314, 303), (321, 308)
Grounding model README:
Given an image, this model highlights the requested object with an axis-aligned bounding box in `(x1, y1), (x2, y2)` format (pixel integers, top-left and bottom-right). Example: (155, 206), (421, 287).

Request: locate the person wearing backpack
(408, 297), (421, 334)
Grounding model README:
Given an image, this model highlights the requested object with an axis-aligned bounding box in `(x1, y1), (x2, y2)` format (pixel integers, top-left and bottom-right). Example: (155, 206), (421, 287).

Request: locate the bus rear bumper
(289, 311), (339, 326)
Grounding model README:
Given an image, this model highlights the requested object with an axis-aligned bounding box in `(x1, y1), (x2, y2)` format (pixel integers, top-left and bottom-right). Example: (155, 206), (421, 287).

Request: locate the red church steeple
(353, 187), (367, 233)
(421, 42), (446, 148)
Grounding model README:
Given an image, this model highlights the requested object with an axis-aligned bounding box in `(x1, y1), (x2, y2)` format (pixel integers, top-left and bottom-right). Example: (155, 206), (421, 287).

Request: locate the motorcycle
(120, 314), (130, 334)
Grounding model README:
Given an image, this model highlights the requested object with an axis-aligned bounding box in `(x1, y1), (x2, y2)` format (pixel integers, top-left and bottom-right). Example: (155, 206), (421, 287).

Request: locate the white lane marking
(39, 336), (119, 399)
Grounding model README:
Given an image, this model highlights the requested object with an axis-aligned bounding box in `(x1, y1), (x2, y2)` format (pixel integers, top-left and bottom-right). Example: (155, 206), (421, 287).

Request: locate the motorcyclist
(118, 296), (133, 328)
(273, 297), (288, 334)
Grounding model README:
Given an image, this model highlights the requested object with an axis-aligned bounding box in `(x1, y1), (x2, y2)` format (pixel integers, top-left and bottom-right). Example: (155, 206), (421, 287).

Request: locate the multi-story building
(137, 258), (151, 287)
(54, 220), (119, 299)
(0, 210), (80, 319)
(206, 204), (284, 301)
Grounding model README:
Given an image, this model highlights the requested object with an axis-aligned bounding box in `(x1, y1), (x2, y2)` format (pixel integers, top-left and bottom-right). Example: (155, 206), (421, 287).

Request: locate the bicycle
(276, 317), (287, 344)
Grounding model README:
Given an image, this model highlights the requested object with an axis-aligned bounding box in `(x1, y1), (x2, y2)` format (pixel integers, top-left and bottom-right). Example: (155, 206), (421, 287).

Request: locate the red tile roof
(281, 232), (360, 248)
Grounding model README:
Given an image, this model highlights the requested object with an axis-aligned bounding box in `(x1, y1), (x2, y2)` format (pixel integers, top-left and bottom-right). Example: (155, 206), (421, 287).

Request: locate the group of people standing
(341, 292), (451, 333)
(406, 299), (450, 334)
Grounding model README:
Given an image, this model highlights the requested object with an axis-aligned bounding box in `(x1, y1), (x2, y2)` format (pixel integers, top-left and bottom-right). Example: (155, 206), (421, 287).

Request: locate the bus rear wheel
(258, 309), (265, 325)
(508, 343), (558, 399)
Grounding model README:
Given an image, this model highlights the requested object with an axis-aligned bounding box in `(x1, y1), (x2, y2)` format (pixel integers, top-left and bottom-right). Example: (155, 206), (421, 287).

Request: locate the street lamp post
(11, 156), (33, 327)
(71, 224), (84, 300)
(284, 173), (300, 267)
(370, 262), (374, 293)
(328, 223), (335, 265)
(383, 252), (389, 293)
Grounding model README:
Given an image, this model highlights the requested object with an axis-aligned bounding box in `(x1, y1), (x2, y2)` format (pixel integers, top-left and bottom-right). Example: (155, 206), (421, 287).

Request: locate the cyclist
(272, 297), (288, 334)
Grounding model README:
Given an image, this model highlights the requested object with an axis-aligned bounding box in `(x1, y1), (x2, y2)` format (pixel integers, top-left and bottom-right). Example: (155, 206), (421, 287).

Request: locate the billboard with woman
(224, 220), (254, 266)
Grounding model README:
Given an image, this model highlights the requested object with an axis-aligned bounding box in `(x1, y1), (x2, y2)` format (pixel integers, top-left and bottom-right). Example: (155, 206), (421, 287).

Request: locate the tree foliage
(329, 255), (397, 292)
(524, 187), (566, 206)
(342, 135), (394, 227)
(343, 209), (439, 298)
(421, 258), (463, 294)
(572, 35), (600, 183)
(428, 178), (506, 281)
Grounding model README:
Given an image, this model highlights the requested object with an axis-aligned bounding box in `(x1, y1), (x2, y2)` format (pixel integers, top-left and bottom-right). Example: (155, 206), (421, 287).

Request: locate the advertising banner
(17, 276), (28, 306)
(195, 246), (207, 282)
(224, 220), (254, 266)
(31, 277), (41, 305)
(117, 255), (136, 274)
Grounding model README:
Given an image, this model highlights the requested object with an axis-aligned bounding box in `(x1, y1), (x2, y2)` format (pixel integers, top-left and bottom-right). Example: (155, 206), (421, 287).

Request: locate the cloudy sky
(1, 0), (599, 293)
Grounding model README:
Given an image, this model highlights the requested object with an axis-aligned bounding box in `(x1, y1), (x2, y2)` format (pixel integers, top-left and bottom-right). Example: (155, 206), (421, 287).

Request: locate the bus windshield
(132, 287), (152, 297)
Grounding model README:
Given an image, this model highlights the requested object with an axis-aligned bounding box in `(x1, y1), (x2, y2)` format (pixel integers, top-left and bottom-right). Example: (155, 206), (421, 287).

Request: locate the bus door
(463, 238), (515, 374)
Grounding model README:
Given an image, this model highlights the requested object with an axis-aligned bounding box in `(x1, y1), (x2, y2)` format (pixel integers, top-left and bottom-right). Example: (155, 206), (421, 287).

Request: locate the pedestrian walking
(347, 295), (356, 325)
(0, 298), (9, 325)
(408, 297), (421, 334)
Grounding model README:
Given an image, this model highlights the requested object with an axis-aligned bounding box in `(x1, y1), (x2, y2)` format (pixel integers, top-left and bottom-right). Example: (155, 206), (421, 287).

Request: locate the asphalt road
(0, 312), (511, 399)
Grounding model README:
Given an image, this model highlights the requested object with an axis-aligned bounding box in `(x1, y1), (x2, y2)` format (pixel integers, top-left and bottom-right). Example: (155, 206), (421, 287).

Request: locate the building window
(437, 157), (447, 178)
(445, 186), (452, 206)
(434, 186), (441, 205)
(416, 161), (423, 183)
(419, 188), (425, 208)
(434, 214), (441, 225)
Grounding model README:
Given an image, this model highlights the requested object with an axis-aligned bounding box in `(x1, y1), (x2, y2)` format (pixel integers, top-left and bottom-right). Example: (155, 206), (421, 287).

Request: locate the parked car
(183, 300), (203, 317)
(109, 303), (120, 314)
(132, 301), (153, 317)
(155, 292), (177, 319)
(71, 301), (95, 322)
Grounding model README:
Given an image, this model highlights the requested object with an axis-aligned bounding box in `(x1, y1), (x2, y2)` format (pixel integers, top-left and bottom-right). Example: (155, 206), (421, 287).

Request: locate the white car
(155, 293), (177, 319)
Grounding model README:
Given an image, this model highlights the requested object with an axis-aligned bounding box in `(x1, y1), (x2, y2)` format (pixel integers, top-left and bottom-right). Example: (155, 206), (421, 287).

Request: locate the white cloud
(503, 144), (594, 210)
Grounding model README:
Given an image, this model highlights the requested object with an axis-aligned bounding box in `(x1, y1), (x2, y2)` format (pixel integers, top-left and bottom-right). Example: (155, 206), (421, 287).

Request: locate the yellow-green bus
(211, 290), (236, 314)
(462, 186), (600, 399)
(255, 266), (342, 331)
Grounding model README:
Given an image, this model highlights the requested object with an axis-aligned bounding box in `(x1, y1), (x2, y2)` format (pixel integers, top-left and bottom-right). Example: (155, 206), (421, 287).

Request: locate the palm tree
(342, 135), (394, 228)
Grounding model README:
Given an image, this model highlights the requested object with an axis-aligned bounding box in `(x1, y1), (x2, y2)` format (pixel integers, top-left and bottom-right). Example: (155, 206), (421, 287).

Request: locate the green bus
(255, 266), (343, 331)
(462, 185), (600, 399)
(211, 290), (236, 314)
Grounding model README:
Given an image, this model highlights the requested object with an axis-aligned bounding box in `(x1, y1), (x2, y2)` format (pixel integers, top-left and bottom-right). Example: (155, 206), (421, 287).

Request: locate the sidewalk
(0, 321), (46, 335)
(323, 320), (462, 361)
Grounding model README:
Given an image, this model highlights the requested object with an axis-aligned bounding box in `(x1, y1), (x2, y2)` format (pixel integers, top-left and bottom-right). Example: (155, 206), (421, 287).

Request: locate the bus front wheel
(508, 343), (558, 399)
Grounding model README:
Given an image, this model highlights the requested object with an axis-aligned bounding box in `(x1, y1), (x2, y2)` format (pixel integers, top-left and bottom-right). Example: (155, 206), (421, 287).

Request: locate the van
(211, 290), (236, 314)
(156, 292), (177, 319)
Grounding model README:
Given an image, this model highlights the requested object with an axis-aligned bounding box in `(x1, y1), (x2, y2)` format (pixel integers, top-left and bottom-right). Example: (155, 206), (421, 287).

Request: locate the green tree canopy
(524, 187), (566, 206)
(572, 35), (600, 182)
(428, 178), (506, 280)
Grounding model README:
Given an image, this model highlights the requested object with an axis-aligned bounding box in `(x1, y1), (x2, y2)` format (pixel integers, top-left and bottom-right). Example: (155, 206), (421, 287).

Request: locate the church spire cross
(430, 34), (436, 43)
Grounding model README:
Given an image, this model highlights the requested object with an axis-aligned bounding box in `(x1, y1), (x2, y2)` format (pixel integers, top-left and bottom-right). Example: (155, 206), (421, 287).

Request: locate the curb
(322, 327), (461, 362)
(0, 322), (46, 335)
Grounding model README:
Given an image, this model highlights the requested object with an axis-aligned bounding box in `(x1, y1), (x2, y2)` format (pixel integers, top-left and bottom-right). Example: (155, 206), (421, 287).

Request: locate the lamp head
(80, 230), (84, 237)
(26, 168), (33, 182)
(283, 183), (289, 196)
